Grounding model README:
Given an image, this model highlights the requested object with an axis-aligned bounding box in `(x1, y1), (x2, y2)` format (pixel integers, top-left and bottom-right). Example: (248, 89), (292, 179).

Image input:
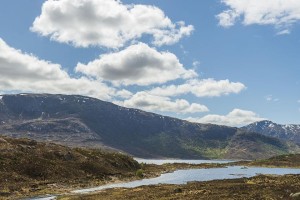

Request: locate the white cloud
(0, 38), (115, 100)
(277, 29), (291, 35)
(31, 0), (194, 48)
(76, 43), (197, 86)
(148, 79), (246, 97)
(116, 91), (209, 114)
(115, 89), (133, 99)
(186, 109), (266, 127)
(180, 45), (189, 55)
(265, 96), (272, 101)
(265, 95), (279, 102)
(192, 61), (201, 68)
(217, 9), (239, 28)
(217, 0), (300, 33)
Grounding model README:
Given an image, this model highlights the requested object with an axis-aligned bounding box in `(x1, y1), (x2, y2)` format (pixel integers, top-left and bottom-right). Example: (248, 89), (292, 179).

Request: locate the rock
(0, 138), (8, 144)
(174, 188), (183, 193)
(290, 192), (300, 198)
(17, 144), (29, 150)
(64, 151), (75, 161)
(28, 139), (38, 146)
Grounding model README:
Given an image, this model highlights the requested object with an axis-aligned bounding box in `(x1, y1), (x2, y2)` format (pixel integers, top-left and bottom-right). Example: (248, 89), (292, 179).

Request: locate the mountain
(242, 120), (300, 145)
(224, 131), (292, 160)
(0, 94), (295, 159)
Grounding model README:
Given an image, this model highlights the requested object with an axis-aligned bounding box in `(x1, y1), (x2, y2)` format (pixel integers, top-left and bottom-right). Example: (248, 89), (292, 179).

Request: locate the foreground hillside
(0, 136), (140, 198)
(1, 135), (300, 199)
(0, 94), (297, 159)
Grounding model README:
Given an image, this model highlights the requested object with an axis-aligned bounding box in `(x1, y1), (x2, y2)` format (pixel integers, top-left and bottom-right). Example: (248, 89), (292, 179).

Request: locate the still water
(72, 166), (300, 194)
(29, 162), (300, 200)
(134, 158), (235, 165)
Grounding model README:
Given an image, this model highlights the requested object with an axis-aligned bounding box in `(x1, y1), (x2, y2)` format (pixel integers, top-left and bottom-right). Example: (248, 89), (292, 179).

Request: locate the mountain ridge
(0, 93), (297, 159)
(242, 120), (300, 144)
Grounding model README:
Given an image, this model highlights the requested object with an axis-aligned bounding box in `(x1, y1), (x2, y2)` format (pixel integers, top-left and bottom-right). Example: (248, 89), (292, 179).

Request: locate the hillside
(224, 131), (291, 160)
(0, 94), (296, 159)
(0, 136), (140, 198)
(248, 153), (300, 168)
(242, 120), (300, 144)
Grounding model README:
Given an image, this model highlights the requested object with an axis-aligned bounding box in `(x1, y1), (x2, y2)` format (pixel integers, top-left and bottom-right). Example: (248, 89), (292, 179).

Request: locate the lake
(134, 158), (236, 165)
(29, 163), (300, 200)
(72, 166), (300, 194)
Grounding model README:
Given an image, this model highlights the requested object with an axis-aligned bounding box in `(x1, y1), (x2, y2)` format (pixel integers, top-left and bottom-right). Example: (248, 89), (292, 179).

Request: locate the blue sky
(0, 0), (299, 126)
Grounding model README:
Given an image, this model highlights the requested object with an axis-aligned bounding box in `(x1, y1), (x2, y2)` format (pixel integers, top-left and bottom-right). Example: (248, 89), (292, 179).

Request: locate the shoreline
(5, 153), (300, 199)
(58, 174), (300, 200)
(24, 159), (300, 200)
(21, 162), (227, 199)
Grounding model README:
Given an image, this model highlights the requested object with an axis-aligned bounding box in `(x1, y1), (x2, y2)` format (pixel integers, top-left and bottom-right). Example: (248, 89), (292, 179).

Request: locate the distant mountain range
(242, 120), (300, 144)
(0, 94), (298, 159)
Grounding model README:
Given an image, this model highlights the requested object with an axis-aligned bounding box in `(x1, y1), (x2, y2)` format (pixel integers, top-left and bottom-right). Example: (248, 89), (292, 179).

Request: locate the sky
(0, 0), (299, 126)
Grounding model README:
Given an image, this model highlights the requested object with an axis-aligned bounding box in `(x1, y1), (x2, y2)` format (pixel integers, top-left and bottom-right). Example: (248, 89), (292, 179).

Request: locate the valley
(0, 94), (300, 199)
(1, 1), (299, 199)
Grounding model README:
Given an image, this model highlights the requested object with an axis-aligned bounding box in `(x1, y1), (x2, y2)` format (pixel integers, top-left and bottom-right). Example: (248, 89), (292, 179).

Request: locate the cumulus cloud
(116, 91), (209, 114)
(31, 0), (194, 48)
(148, 79), (246, 97)
(217, 0), (300, 33)
(186, 109), (266, 127)
(217, 9), (239, 28)
(76, 43), (197, 86)
(115, 89), (133, 99)
(0, 38), (115, 100)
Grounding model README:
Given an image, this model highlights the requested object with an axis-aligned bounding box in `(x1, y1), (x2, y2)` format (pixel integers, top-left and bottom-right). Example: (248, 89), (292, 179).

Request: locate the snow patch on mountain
(242, 120), (300, 143)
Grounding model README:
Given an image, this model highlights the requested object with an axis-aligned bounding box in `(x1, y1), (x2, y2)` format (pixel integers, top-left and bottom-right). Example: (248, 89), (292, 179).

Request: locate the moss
(135, 169), (144, 178)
